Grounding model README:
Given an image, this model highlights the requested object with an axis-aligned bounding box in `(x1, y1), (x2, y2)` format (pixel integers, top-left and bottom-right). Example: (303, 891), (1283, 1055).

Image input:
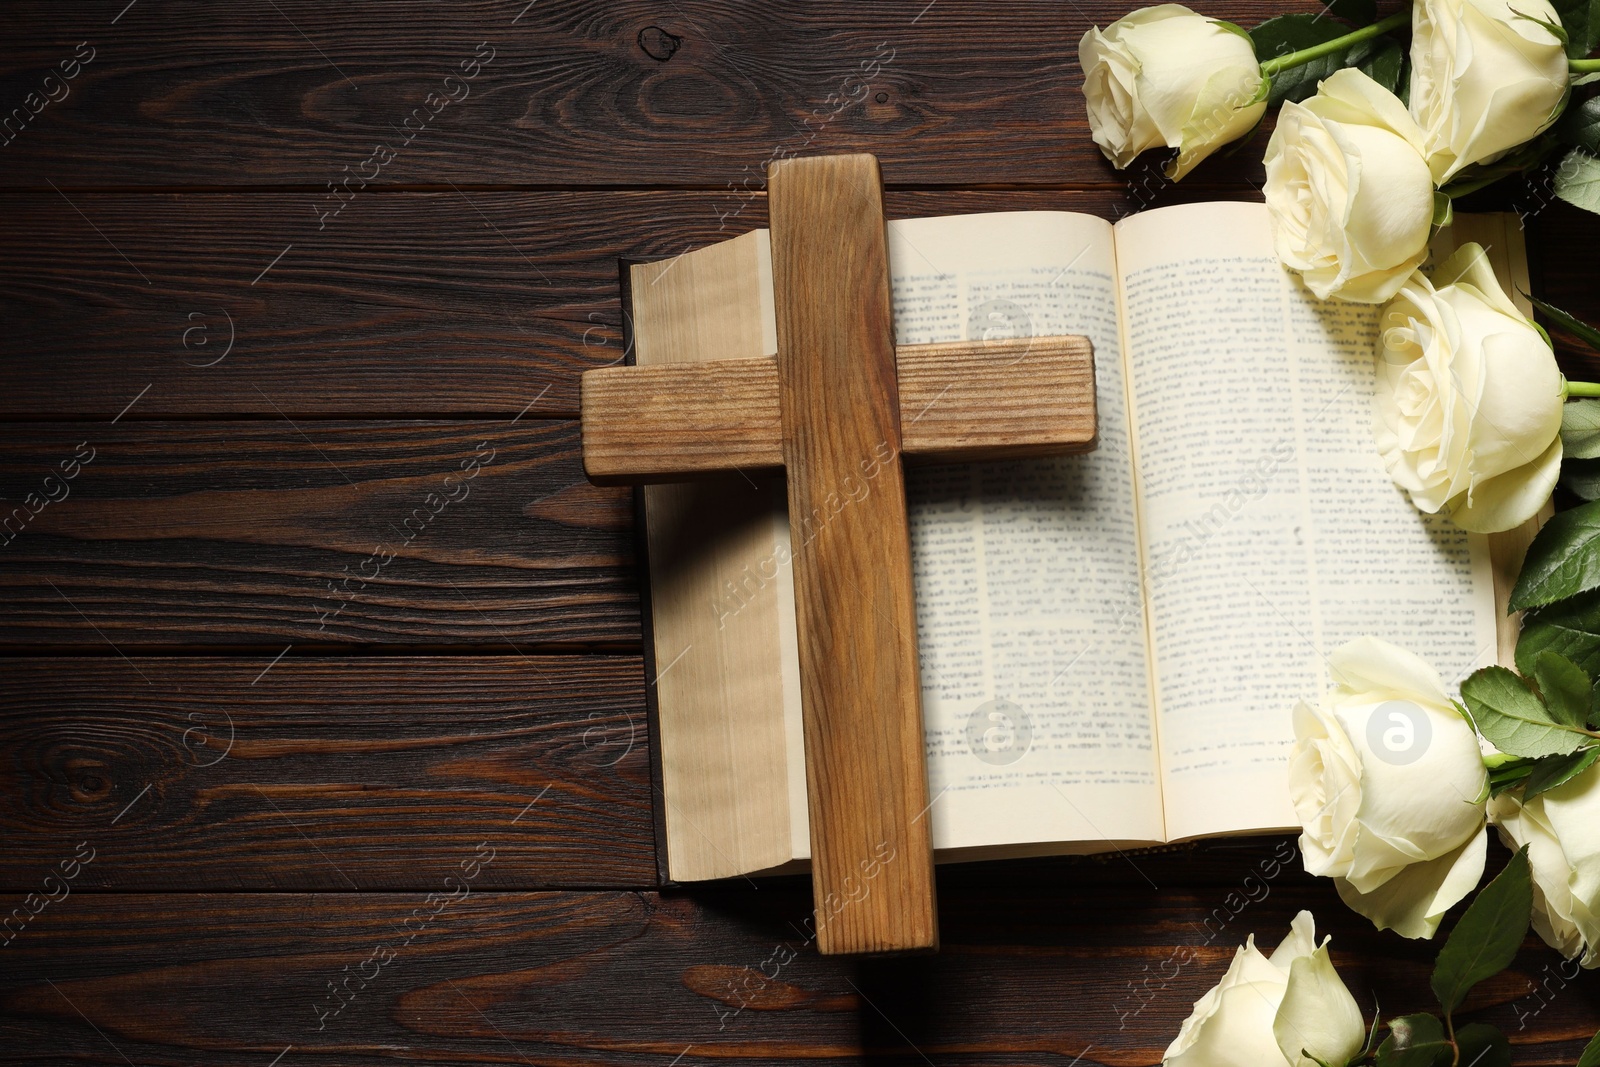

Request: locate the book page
(1114, 202), (1500, 843)
(887, 212), (1165, 853)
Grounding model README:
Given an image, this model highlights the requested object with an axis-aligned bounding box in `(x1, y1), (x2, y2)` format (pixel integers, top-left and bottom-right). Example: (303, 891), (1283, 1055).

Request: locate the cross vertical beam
(768, 154), (936, 954)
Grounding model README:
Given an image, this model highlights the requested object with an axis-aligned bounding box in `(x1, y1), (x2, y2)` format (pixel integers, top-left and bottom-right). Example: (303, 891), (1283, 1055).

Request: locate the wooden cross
(580, 153), (1097, 955)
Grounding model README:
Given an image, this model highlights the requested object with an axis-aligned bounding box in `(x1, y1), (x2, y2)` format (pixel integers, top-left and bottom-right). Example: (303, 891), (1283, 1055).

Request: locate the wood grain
(2, 0), (1598, 1060)
(0, 0), (1304, 189)
(2, 846), (1597, 1066)
(0, 421), (638, 647)
(581, 358), (785, 484)
(3, 190), (1595, 419)
(582, 337), (1095, 484)
(0, 657), (654, 890)
(897, 336), (1098, 462)
(0, 189), (651, 420)
(770, 154), (935, 955)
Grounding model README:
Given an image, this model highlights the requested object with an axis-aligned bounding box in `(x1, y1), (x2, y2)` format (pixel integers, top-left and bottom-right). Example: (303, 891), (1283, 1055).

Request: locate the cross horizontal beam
(580, 335), (1096, 485)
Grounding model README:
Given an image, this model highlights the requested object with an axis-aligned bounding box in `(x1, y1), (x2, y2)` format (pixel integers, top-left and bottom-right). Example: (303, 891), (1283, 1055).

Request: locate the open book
(629, 202), (1535, 881)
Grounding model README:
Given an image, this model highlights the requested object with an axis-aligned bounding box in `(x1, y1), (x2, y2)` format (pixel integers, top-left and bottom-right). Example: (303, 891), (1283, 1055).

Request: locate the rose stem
(1257, 10), (1411, 78)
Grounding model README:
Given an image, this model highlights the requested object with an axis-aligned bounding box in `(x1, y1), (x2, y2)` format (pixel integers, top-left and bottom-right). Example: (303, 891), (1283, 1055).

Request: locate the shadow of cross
(579, 153), (1098, 956)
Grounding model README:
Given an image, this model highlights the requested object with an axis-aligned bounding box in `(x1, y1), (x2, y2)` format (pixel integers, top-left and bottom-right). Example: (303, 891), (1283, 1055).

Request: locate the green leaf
(1361, 996), (1383, 1059)
(1489, 754), (1535, 780)
(1557, 95), (1600, 154)
(1249, 15), (1402, 103)
(1432, 190), (1454, 228)
(1375, 1014), (1453, 1067)
(1355, 37), (1405, 96)
(1517, 588), (1600, 678)
(1489, 757), (1536, 797)
(1209, 18), (1255, 42)
(1453, 1023), (1512, 1067)
(1431, 846), (1533, 1014)
(1510, 499), (1600, 610)
(1552, 0), (1600, 56)
(1523, 746), (1600, 800)
(1530, 295), (1600, 353)
(1564, 400), (1600, 459)
(1516, 8), (1571, 47)
(1579, 1027), (1600, 1067)
(1531, 650), (1592, 728)
(1562, 458), (1600, 501)
(1461, 666), (1588, 758)
(1555, 148), (1600, 216)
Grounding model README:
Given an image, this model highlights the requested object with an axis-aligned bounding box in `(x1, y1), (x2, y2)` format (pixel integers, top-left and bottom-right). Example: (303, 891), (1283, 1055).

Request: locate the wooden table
(2, 2), (1597, 1063)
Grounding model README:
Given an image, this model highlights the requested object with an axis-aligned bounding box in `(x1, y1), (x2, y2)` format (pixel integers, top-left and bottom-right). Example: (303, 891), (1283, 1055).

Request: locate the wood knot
(637, 26), (682, 62)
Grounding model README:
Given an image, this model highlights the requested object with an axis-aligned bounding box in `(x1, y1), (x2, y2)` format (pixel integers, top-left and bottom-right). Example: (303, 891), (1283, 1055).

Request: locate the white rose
(1375, 242), (1563, 533)
(1264, 68), (1435, 304)
(1410, 0), (1569, 184)
(1080, 5), (1267, 181)
(1163, 911), (1365, 1067)
(1289, 637), (1489, 939)
(1489, 762), (1600, 967)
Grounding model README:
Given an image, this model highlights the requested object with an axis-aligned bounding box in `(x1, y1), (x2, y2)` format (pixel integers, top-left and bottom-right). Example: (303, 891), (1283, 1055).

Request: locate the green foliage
(1552, 0), (1600, 56)
(1562, 401), (1600, 461)
(1523, 747), (1600, 800)
(1555, 148), (1600, 216)
(1487, 757), (1536, 797)
(1557, 95), (1600, 154)
(1360, 998), (1383, 1061)
(1431, 847), (1533, 1014)
(1579, 1027), (1600, 1067)
(1357, 38), (1405, 96)
(1461, 666), (1589, 758)
(1562, 458), (1600, 501)
(1509, 499), (1600, 610)
(1374, 1014), (1452, 1067)
(1209, 18), (1254, 42)
(1517, 8), (1572, 47)
(1517, 588), (1600, 677)
(1530, 296), (1600, 354)
(1249, 14), (1404, 103)
(1531, 650), (1592, 728)
(1431, 190), (1454, 228)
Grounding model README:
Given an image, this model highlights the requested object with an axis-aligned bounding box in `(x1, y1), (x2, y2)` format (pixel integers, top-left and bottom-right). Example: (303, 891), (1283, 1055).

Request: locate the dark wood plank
(0, 656), (653, 891)
(4, 189), (1596, 420)
(0, 421), (638, 646)
(0, 189), (651, 420)
(2, 847), (1597, 1065)
(0, 0), (1323, 190)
